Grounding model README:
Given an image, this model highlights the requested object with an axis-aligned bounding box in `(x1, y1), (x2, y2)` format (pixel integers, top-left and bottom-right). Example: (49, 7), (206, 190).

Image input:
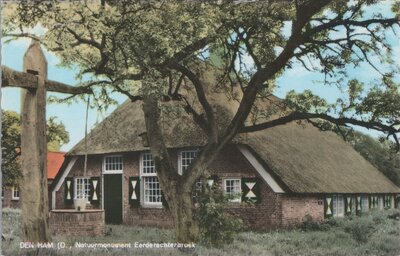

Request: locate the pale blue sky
(2, 2), (399, 151)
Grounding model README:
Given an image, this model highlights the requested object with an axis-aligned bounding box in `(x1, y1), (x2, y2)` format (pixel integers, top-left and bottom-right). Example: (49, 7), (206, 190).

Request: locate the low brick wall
(49, 210), (105, 236)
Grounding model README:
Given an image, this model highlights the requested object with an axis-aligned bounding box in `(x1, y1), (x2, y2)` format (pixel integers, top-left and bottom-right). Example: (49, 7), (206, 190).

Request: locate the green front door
(104, 174), (123, 224)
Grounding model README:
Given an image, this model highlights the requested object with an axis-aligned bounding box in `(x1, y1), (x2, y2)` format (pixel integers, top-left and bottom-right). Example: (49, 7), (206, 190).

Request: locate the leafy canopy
(1, 110), (70, 186)
(3, 1), (400, 145)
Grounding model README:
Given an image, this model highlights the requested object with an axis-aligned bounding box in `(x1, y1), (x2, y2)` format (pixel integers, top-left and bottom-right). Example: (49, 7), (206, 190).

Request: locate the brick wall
(49, 210), (105, 236)
(122, 152), (174, 228)
(53, 145), (324, 230)
(281, 194), (324, 228)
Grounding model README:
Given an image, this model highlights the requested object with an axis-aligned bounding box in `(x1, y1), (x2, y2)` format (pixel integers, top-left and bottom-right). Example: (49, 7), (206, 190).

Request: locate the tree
(4, 1), (400, 242)
(46, 116), (70, 151)
(1, 110), (70, 187)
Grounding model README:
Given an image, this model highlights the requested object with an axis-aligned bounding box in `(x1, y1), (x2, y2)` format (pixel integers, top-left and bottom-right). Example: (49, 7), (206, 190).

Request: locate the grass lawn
(2, 208), (400, 256)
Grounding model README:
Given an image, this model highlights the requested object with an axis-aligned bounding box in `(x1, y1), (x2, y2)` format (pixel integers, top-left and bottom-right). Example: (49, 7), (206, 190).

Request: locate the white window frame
(223, 178), (242, 203)
(140, 153), (162, 207)
(74, 177), (90, 203)
(332, 194), (344, 217)
(12, 186), (20, 200)
(103, 155), (123, 174)
(178, 149), (198, 175)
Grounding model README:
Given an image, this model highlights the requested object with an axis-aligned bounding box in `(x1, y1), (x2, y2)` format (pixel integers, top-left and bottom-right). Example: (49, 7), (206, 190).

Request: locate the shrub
(301, 215), (322, 231)
(387, 210), (400, 220)
(323, 217), (339, 227)
(343, 217), (375, 244)
(194, 183), (243, 248)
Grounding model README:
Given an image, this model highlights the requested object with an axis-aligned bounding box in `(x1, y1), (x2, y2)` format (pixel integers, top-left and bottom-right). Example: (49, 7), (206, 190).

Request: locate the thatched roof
(68, 99), (399, 193)
(246, 125), (400, 193)
(68, 65), (399, 194)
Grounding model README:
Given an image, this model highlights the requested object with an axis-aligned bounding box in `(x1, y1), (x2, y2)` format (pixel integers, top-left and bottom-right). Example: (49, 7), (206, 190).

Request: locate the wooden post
(20, 40), (50, 242)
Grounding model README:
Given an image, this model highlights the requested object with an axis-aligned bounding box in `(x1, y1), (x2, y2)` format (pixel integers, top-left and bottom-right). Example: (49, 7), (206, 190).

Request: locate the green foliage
(1, 110), (70, 186)
(4, 0), (400, 246)
(2, 209), (400, 256)
(285, 90), (331, 113)
(1, 111), (22, 186)
(4, 1), (399, 109)
(46, 116), (70, 151)
(343, 217), (375, 244)
(194, 183), (243, 248)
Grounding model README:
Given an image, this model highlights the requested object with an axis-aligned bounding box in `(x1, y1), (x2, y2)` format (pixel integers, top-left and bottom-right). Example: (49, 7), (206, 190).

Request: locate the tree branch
(240, 111), (399, 137)
(171, 63), (218, 141)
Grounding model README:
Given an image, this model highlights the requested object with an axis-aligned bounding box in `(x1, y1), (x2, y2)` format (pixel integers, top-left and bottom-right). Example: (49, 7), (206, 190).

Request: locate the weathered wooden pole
(1, 40), (91, 243)
(20, 40), (50, 242)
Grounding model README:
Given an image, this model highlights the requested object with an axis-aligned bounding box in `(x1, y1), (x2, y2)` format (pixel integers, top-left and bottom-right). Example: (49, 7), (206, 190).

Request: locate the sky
(1, 1), (399, 152)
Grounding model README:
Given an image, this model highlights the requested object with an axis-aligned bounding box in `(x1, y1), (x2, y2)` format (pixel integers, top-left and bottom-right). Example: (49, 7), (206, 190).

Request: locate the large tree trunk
(142, 92), (229, 243)
(142, 95), (202, 242)
(20, 41), (50, 242)
(166, 187), (199, 242)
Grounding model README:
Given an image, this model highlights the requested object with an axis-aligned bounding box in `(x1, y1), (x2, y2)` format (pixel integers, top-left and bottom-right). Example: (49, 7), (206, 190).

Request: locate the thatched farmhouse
(49, 93), (400, 230)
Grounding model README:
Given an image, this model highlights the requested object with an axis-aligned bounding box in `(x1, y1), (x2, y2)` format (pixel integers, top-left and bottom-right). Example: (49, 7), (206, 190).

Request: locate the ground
(2, 208), (400, 256)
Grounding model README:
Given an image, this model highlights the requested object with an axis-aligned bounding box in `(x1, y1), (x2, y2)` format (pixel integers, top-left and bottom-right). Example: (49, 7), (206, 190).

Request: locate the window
(142, 153), (155, 174)
(378, 196), (384, 210)
(361, 194), (369, 212)
(141, 153), (162, 206)
(384, 195), (394, 209)
(390, 195), (395, 209)
(337, 195), (344, 216)
(332, 195), (337, 215)
(317, 196), (324, 205)
(224, 178), (241, 203)
(104, 155), (123, 173)
(332, 194), (344, 217)
(179, 150), (198, 175)
(75, 178), (90, 202)
(12, 186), (20, 200)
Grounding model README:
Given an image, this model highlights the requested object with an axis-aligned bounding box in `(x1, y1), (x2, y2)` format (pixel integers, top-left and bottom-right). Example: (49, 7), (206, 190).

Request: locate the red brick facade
(281, 194), (324, 227)
(49, 210), (105, 236)
(53, 145), (325, 230)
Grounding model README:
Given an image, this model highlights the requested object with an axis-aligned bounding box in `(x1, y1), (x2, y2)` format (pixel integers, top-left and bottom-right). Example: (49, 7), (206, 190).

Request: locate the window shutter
(324, 195), (333, 218)
(64, 177), (74, 204)
(89, 177), (101, 205)
(161, 190), (169, 209)
(384, 195), (389, 208)
(368, 195), (372, 209)
(207, 175), (219, 188)
(241, 177), (261, 204)
(129, 177), (140, 207)
(356, 195), (362, 214)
